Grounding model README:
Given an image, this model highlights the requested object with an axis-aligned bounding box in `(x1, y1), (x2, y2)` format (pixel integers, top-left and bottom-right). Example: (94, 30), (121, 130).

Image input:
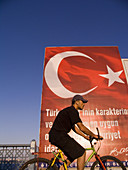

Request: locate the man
(49, 95), (102, 170)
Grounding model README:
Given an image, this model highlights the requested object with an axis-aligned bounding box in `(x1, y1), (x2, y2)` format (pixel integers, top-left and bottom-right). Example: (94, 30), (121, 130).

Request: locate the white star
(99, 65), (125, 87)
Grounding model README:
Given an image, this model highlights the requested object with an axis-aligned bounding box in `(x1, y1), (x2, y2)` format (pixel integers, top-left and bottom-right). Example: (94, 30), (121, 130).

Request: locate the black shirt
(50, 106), (82, 133)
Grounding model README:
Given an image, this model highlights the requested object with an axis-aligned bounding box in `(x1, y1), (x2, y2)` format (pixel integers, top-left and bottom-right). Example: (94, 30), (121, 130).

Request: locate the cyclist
(49, 95), (102, 170)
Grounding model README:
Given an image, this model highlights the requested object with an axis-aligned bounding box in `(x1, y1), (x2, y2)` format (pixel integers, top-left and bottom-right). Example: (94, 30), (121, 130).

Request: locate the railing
(0, 140), (37, 170)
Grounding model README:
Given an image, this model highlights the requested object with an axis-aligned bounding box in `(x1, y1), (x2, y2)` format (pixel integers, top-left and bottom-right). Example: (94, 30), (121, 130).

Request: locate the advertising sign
(39, 46), (128, 162)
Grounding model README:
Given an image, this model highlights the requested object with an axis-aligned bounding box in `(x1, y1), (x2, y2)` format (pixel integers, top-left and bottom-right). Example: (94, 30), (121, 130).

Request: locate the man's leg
(59, 159), (71, 170)
(77, 151), (86, 170)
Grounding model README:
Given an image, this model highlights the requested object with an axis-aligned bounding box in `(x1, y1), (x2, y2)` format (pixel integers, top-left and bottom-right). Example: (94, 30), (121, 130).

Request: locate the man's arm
(74, 124), (89, 140)
(76, 122), (99, 139)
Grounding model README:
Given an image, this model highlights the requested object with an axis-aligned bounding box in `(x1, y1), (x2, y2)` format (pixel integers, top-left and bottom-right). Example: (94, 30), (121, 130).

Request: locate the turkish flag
(39, 46), (128, 161)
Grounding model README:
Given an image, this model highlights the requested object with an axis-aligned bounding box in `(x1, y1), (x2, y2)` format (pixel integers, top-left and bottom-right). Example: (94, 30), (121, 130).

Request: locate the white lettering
(99, 120), (118, 128)
(45, 134), (49, 140)
(44, 145), (57, 152)
(46, 109), (59, 117)
(82, 109), (94, 116)
(45, 122), (53, 128)
(101, 131), (121, 141)
(95, 108), (128, 116)
(110, 147), (128, 156)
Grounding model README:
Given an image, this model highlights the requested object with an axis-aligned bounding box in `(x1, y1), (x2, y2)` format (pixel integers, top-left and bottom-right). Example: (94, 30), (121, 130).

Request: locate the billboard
(39, 46), (128, 162)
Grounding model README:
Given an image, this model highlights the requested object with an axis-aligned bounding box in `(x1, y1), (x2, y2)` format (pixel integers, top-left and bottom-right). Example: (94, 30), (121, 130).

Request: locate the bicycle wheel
(91, 155), (126, 170)
(19, 158), (58, 170)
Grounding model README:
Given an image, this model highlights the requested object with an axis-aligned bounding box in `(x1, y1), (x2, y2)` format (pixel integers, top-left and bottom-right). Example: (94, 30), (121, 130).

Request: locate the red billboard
(39, 46), (128, 162)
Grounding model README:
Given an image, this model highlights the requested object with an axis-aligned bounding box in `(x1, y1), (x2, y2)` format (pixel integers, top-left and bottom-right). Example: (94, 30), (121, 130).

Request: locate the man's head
(72, 95), (88, 110)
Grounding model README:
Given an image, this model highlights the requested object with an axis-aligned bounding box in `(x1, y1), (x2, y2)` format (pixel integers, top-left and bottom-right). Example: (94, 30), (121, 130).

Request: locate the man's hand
(84, 135), (90, 140)
(94, 135), (103, 140)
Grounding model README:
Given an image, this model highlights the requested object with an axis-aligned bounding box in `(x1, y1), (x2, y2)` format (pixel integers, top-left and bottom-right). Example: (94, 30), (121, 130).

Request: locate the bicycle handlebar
(89, 127), (103, 144)
(96, 127), (100, 138)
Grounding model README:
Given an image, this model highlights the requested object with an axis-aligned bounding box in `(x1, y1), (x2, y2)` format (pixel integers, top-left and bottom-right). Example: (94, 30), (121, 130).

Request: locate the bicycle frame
(85, 146), (106, 170)
(51, 149), (68, 170)
(50, 128), (106, 170)
(51, 146), (97, 170)
(51, 142), (106, 170)
(85, 147), (96, 166)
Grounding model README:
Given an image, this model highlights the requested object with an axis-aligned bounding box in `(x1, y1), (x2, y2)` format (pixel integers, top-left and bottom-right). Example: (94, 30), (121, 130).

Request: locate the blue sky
(0, 0), (128, 145)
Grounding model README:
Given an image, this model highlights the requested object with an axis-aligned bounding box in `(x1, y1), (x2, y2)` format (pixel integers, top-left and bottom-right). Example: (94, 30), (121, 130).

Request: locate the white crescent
(44, 51), (98, 98)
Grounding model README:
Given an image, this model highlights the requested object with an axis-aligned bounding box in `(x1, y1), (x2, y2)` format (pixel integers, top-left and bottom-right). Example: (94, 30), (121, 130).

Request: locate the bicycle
(19, 128), (127, 170)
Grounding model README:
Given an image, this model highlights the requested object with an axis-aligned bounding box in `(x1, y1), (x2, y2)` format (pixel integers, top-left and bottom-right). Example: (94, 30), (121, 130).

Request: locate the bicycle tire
(91, 155), (126, 170)
(19, 158), (58, 170)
